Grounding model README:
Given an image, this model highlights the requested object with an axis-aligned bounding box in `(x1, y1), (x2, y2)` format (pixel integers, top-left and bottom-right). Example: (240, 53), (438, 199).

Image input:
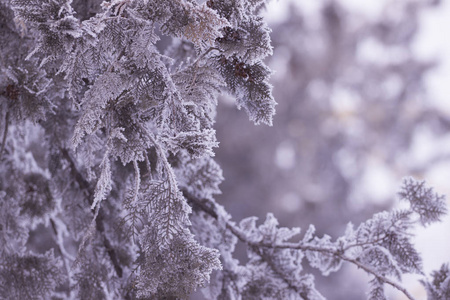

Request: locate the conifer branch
(338, 255), (417, 300)
(184, 189), (418, 300)
(60, 148), (123, 278)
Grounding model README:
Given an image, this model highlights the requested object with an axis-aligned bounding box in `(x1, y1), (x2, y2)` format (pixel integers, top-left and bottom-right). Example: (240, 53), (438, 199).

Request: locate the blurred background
(212, 0), (450, 299)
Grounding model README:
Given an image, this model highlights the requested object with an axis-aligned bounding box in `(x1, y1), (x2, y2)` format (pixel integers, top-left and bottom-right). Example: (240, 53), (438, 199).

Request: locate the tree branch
(338, 254), (417, 300)
(60, 147), (123, 278)
(183, 190), (417, 300)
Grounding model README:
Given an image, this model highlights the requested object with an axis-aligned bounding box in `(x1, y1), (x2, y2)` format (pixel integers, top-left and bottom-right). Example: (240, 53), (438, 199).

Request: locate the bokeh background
(211, 0), (450, 299)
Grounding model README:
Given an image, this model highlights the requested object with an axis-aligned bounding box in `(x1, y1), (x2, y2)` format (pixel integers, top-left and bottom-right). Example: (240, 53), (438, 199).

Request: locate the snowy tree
(0, 0), (448, 299)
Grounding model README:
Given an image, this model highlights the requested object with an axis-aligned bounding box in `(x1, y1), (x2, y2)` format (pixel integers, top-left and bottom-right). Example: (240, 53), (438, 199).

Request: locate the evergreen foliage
(422, 263), (450, 300)
(0, 0), (448, 299)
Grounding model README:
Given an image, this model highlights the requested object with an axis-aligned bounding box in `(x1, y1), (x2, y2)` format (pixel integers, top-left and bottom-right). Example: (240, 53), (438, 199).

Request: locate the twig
(50, 217), (75, 298)
(188, 47), (221, 88)
(60, 147), (123, 278)
(192, 46), (220, 67)
(0, 110), (9, 159)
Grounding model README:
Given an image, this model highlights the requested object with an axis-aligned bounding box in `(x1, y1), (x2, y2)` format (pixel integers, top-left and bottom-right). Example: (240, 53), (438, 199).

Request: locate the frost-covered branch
(339, 254), (417, 300)
(184, 177), (446, 300)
